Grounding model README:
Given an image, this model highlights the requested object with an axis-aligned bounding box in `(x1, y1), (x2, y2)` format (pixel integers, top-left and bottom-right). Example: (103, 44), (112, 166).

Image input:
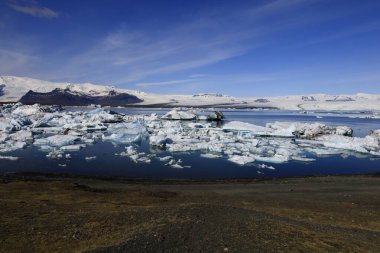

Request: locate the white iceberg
(34, 135), (80, 147)
(162, 110), (196, 120)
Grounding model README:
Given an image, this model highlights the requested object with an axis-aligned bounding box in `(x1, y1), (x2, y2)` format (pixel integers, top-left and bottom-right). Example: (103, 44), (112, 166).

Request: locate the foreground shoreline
(1, 172), (380, 252)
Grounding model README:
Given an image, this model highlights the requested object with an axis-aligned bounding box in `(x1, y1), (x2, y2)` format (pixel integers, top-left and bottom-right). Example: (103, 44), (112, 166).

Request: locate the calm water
(1, 108), (380, 179)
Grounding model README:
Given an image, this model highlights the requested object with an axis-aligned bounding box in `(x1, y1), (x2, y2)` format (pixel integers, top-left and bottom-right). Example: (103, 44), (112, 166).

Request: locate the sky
(0, 0), (380, 96)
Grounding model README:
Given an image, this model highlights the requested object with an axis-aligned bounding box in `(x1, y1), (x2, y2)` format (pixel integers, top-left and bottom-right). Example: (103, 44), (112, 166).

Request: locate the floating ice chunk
(149, 134), (171, 147)
(160, 121), (184, 134)
(157, 156), (173, 162)
(370, 129), (380, 139)
(315, 135), (379, 154)
(34, 135), (79, 147)
(206, 110), (224, 121)
(291, 156), (316, 162)
(102, 122), (146, 144)
(102, 133), (142, 143)
(0, 117), (32, 132)
(12, 104), (43, 116)
(79, 123), (107, 132)
(85, 109), (124, 123)
(228, 155), (255, 165)
(166, 158), (184, 169)
(257, 164), (276, 170)
(0, 155), (19, 161)
(85, 156), (96, 161)
(267, 122), (353, 139)
(83, 137), (96, 144)
(32, 113), (60, 127)
(251, 154), (289, 164)
(136, 156), (151, 163)
(170, 164), (183, 169)
(188, 122), (211, 128)
(335, 126), (353, 136)
(116, 146), (151, 163)
(60, 144), (85, 151)
(125, 146), (137, 155)
(201, 153), (223, 159)
(46, 150), (64, 159)
(10, 130), (33, 142)
(0, 140), (27, 153)
(162, 110), (196, 120)
(223, 121), (272, 136)
(304, 147), (343, 156)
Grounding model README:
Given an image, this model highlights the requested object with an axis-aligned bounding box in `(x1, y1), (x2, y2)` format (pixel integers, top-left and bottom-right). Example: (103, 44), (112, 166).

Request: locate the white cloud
(9, 4), (59, 18)
(135, 79), (199, 87)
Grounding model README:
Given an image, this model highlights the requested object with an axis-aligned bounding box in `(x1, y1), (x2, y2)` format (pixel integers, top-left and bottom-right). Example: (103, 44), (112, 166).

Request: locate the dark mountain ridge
(19, 88), (143, 106)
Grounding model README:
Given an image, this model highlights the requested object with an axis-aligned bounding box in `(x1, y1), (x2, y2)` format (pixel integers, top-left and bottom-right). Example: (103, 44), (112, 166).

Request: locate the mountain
(1, 75), (380, 111)
(19, 88), (142, 106)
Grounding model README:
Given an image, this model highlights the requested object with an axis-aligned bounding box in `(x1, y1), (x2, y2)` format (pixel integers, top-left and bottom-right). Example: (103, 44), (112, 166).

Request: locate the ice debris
(85, 156), (96, 161)
(0, 103), (380, 167)
(0, 155), (20, 161)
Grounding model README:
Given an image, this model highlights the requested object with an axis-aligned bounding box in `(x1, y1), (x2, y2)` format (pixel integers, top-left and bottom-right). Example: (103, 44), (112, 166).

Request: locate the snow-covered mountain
(1, 75), (380, 111)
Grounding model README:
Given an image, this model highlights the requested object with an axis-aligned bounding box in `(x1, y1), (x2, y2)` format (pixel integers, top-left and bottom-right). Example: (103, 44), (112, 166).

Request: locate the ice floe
(1, 103), (380, 168)
(0, 155), (19, 161)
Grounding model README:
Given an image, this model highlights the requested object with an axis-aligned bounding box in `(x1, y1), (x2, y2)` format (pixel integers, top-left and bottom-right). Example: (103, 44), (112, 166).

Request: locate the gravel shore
(1, 173), (380, 252)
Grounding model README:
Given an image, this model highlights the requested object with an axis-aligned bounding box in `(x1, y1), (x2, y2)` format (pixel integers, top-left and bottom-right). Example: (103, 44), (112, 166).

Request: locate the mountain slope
(19, 88), (142, 106)
(1, 75), (380, 110)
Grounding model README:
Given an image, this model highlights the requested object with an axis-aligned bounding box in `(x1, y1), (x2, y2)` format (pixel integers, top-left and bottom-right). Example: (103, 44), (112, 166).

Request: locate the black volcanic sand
(1, 173), (380, 253)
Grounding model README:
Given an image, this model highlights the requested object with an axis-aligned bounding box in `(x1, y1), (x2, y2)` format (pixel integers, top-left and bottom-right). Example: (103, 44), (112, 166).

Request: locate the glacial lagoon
(1, 106), (379, 179)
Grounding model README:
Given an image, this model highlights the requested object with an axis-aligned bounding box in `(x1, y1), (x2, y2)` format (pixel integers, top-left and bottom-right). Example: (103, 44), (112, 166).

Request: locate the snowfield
(0, 103), (379, 168)
(1, 75), (380, 111)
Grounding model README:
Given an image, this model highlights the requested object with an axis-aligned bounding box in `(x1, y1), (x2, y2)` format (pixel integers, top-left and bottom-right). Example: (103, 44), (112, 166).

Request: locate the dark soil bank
(1, 174), (380, 252)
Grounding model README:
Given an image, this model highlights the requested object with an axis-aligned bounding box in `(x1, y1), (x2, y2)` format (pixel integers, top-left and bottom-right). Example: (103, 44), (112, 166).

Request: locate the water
(1, 108), (380, 179)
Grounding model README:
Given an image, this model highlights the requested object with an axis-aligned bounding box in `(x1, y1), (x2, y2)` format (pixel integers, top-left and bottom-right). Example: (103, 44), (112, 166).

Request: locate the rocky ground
(1, 173), (380, 253)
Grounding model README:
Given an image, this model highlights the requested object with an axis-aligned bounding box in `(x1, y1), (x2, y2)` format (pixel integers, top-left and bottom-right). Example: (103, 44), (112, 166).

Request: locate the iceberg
(0, 117), (32, 132)
(223, 121), (272, 136)
(162, 110), (197, 120)
(315, 135), (379, 154)
(34, 135), (79, 147)
(228, 155), (255, 165)
(60, 144), (86, 151)
(12, 104), (44, 116)
(267, 122), (353, 138)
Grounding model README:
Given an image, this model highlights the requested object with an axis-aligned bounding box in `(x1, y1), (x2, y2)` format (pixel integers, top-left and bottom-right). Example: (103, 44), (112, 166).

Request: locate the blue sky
(1, 0), (380, 96)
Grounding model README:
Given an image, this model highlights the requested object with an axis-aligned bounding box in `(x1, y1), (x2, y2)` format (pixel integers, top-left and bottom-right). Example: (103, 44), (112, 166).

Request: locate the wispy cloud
(0, 48), (38, 74)
(48, 0), (314, 84)
(247, 0), (314, 19)
(3, 0), (379, 96)
(9, 1), (59, 18)
(300, 21), (380, 46)
(1, 0), (320, 84)
(135, 78), (199, 87)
